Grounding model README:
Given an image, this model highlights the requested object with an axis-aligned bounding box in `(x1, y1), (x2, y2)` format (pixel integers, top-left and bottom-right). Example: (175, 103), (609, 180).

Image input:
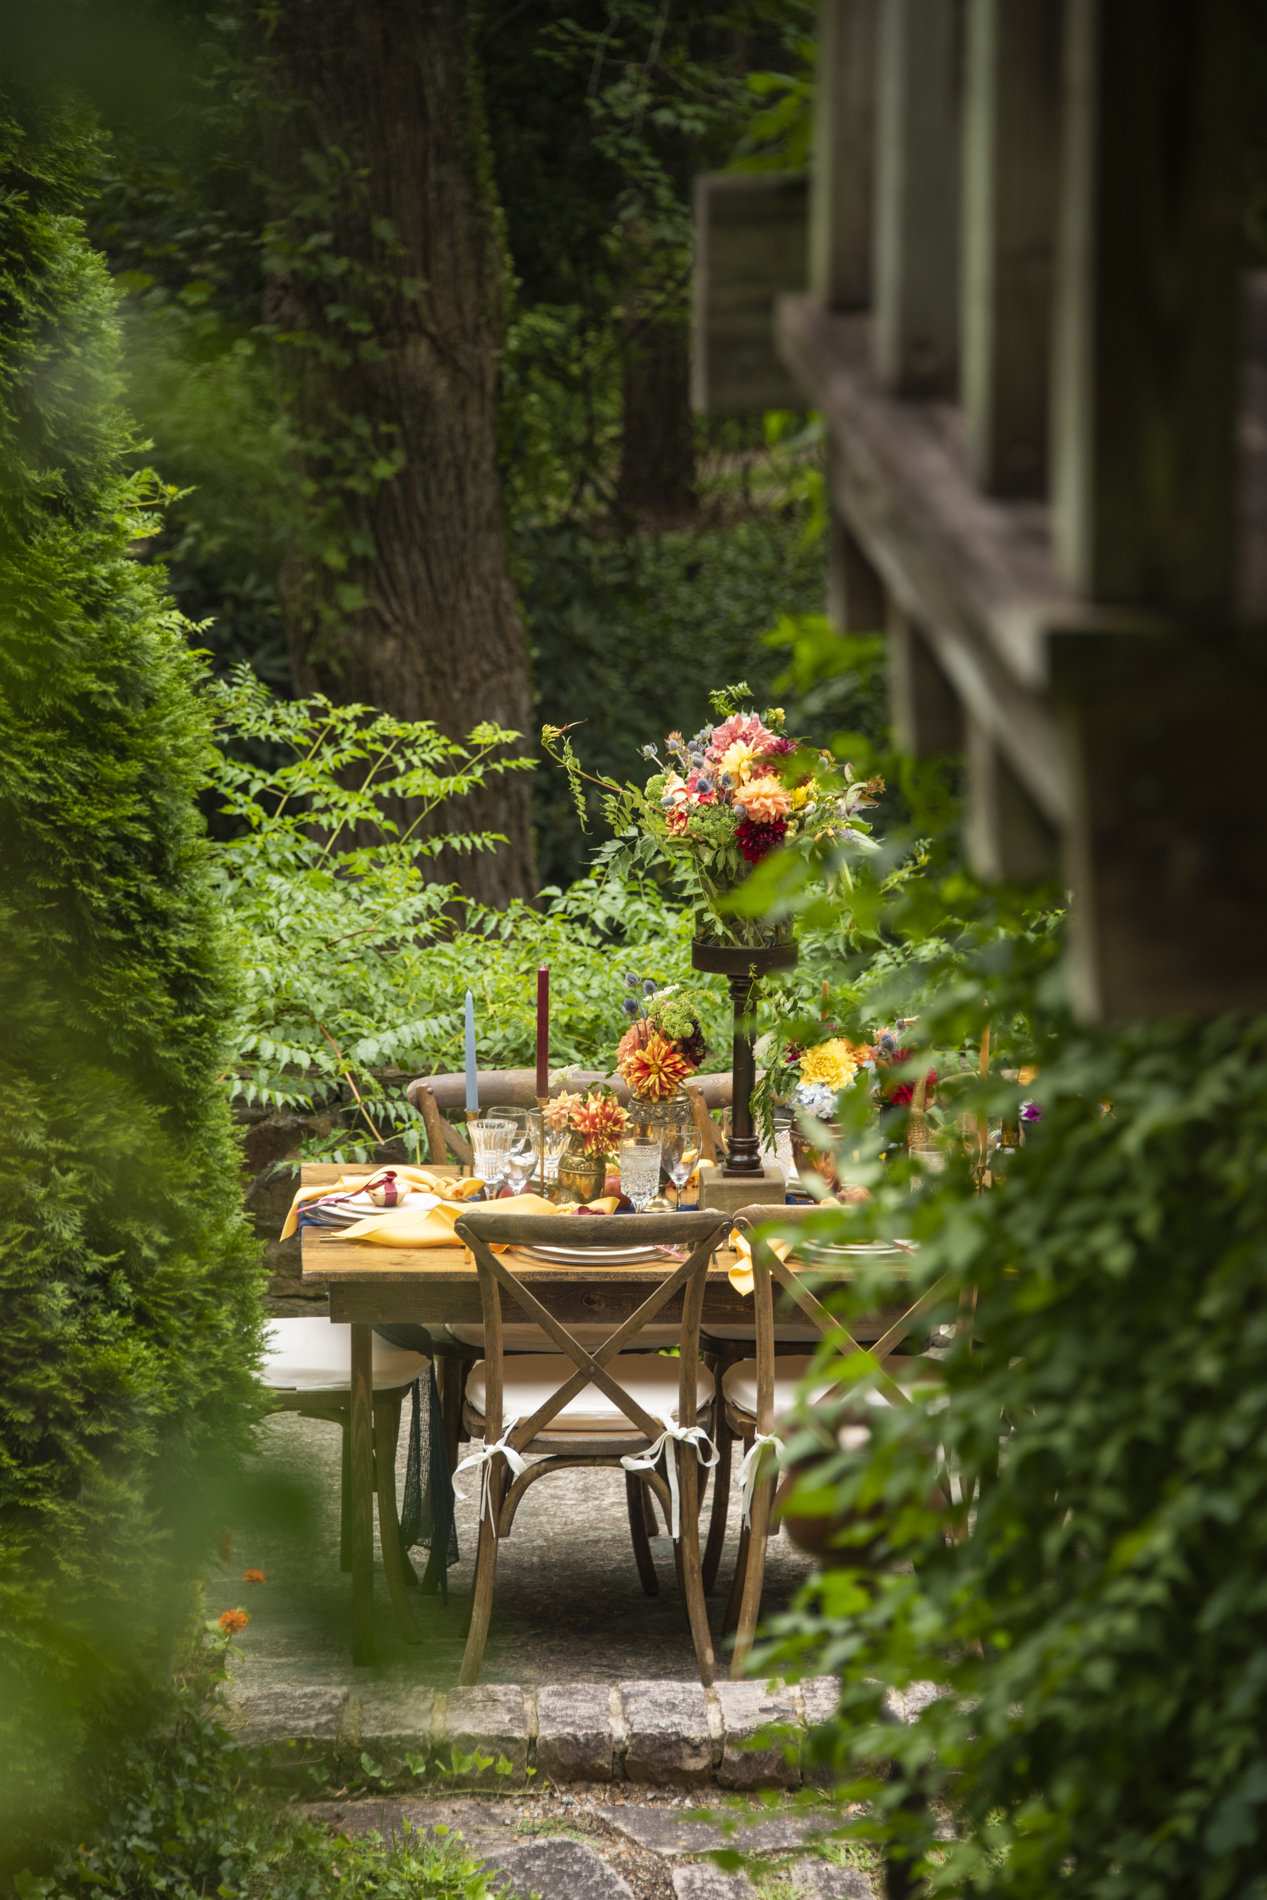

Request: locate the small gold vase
(556, 1143), (606, 1205)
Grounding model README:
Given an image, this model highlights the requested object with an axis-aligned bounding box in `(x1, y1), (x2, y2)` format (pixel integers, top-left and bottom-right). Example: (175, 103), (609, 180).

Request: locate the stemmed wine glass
(660, 1113), (702, 1210)
(619, 1135), (663, 1213)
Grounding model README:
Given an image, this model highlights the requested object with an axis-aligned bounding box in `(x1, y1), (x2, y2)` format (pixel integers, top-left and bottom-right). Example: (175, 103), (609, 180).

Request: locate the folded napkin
(334, 1193), (622, 1249)
(727, 1227), (794, 1296)
(281, 1166), (484, 1242)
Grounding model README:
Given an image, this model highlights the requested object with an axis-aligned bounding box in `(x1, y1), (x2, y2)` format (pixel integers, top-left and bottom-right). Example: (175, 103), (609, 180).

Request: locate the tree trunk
(258, 0), (537, 906)
(617, 311), (699, 525)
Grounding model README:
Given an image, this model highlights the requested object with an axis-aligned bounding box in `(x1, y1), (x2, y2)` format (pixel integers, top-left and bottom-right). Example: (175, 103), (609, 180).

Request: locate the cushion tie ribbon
(621, 1419), (719, 1541)
(452, 1421), (528, 1537)
(735, 1432), (785, 1528)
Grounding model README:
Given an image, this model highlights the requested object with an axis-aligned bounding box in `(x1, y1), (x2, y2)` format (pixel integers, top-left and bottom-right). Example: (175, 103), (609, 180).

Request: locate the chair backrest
(454, 1207), (727, 1453)
(729, 1204), (949, 1432)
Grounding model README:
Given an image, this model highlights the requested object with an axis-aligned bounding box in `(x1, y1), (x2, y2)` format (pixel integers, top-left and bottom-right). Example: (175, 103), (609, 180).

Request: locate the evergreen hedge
(0, 95), (262, 1863)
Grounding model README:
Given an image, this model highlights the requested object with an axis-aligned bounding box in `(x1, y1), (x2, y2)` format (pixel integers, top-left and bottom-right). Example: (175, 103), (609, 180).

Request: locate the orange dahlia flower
(740, 775), (793, 822)
(243, 1569), (266, 1587)
(218, 1609), (249, 1636)
(620, 1030), (690, 1101)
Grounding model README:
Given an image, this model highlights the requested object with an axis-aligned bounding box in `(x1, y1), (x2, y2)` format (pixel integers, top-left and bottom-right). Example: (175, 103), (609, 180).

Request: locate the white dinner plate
(523, 1242), (666, 1266)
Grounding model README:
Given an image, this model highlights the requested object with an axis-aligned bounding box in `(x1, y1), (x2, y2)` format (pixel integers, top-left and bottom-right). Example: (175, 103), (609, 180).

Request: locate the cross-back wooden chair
(452, 1206), (728, 1687)
(722, 1205), (958, 1677)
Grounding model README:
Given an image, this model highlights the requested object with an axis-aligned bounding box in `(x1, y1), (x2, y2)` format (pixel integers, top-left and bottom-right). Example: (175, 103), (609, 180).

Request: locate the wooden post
(810, 0), (878, 310)
(961, 0), (1061, 495)
(349, 1322), (375, 1665)
(826, 443), (886, 630)
(872, 0), (963, 395)
(692, 173), (809, 414)
(965, 714), (1060, 882)
(1051, 0), (1246, 609)
(888, 603), (962, 755)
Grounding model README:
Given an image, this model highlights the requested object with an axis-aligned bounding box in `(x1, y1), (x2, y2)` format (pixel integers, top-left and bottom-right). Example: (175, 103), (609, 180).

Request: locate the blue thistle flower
(696, 776), (712, 794)
(643, 979), (656, 996)
(624, 971), (640, 989)
(734, 803), (748, 821)
(622, 997), (640, 1018)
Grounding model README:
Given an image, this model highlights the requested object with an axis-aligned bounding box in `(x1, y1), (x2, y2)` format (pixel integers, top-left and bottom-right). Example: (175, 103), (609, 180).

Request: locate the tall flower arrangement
(542, 683), (882, 947)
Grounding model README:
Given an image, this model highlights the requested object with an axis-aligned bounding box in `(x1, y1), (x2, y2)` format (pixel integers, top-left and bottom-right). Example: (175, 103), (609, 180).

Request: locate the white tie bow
(621, 1418), (719, 1540)
(735, 1432), (785, 1528)
(453, 1421), (529, 1537)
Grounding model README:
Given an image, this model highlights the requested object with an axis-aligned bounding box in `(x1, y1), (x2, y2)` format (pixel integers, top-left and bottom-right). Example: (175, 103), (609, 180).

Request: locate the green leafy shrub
(16, 1617), (496, 1900)
(0, 96), (262, 1866)
(735, 830), (1267, 1893)
(206, 670), (731, 1157)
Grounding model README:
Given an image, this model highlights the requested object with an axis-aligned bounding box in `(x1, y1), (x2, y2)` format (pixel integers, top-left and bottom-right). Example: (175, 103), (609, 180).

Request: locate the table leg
(350, 1322), (375, 1664)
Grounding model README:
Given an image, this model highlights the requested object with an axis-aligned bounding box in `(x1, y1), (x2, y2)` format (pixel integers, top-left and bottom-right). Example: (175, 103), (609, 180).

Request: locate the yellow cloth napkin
(726, 1227), (793, 1296)
(335, 1193), (622, 1249)
(280, 1166), (484, 1241)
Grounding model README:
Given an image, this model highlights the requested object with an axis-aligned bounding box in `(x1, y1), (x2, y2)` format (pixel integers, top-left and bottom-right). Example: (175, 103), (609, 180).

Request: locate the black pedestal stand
(691, 935), (799, 1177)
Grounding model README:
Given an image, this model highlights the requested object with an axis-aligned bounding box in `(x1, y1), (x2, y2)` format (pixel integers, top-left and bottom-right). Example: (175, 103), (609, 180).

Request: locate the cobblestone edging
(227, 1677), (941, 1791)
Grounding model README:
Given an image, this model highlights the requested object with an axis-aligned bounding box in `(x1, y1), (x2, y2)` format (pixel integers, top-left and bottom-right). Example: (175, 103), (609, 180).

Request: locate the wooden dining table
(297, 1162), (913, 1663)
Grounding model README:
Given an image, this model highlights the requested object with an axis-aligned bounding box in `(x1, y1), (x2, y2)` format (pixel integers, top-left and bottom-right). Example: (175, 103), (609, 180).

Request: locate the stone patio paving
(213, 1410), (817, 1691)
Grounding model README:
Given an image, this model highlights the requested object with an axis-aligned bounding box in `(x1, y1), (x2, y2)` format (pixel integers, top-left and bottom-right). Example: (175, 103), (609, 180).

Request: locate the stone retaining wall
(228, 1677), (860, 1790)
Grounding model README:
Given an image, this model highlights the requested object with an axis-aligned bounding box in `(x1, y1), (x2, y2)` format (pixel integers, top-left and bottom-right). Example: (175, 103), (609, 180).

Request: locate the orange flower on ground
(243, 1569), (266, 1587)
(620, 1031), (690, 1102)
(218, 1609), (249, 1636)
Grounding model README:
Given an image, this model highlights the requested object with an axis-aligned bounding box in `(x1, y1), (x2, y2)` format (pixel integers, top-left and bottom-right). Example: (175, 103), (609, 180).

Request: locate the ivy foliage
(0, 94), (262, 1866)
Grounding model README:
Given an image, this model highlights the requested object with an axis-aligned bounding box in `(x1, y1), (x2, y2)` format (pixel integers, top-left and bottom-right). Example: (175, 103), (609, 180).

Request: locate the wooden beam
(872, 0), (962, 395)
(809, 0), (878, 310)
(691, 172), (809, 415)
(1052, 0), (1247, 610)
(961, 0), (1061, 496)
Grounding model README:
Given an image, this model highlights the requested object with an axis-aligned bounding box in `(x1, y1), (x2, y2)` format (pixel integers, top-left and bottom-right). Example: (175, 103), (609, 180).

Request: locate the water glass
(470, 1116), (513, 1192)
(488, 1105), (537, 1195)
(619, 1135), (663, 1213)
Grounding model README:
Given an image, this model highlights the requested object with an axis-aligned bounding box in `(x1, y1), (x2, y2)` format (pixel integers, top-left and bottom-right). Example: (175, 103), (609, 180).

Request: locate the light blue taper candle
(464, 989), (478, 1114)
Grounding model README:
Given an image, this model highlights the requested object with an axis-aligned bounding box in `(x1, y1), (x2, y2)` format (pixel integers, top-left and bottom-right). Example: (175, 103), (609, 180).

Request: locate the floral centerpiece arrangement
(545, 1086), (629, 1159)
(753, 1017), (875, 1141)
(615, 972), (710, 1103)
(542, 684), (883, 948)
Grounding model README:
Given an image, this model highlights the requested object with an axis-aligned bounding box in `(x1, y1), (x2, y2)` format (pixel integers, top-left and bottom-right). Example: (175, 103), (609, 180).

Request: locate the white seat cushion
(447, 1321), (681, 1354)
(260, 1318), (428, 1393)
(702, 1325), (822, 1344)
(465, 1352), (713, 1434)
(722, 1354), (897, 1424)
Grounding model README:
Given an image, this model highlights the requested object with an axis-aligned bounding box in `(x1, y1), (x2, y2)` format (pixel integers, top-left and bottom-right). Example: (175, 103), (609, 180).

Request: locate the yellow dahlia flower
(799, 1038), (859, 1090)
(719, 740), (757, 784)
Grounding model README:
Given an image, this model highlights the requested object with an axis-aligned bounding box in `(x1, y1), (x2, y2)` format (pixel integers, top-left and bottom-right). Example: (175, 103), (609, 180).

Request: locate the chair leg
(459, 1465), (504, 1686)
(730, 1454), (776, 1678)
(372, 1395), (423, 1644)
(642, 1478), (660, 1538)
(722, 1525), (749, 1637)
(438, 1356), (463, 1473)
(626, 1473), (661, 1597)
(339, 1416), (353, 1572)
(702, 1410), (733, 1593)
(675, 1446), (717, 1686)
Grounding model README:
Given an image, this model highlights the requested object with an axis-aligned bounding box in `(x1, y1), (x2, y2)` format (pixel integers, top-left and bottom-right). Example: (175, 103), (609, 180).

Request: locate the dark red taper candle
(536, 964), (549, 1098)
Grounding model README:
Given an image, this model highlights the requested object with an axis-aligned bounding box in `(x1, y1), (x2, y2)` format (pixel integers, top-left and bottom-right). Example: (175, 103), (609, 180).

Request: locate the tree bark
(258, 0), (537, 905)
(617, 310), (699, 524)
